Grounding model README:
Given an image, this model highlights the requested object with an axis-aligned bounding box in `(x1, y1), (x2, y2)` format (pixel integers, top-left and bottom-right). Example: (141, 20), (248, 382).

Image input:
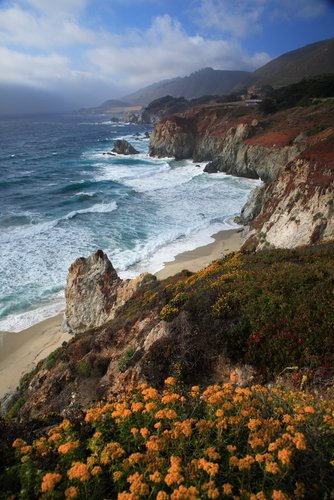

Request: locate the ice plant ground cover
(2, 378), (334, 498)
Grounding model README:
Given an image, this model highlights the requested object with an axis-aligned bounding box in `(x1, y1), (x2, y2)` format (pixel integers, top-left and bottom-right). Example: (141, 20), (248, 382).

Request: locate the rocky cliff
(149, 101), (334, 248)
(241, 136), (334, 249)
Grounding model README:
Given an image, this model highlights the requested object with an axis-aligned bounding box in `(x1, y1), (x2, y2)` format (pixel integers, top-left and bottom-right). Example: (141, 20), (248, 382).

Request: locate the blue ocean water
(0, 114), (260, 331)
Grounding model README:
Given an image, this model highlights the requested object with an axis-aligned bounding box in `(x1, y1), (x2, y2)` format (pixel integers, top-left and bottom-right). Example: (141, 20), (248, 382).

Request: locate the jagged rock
(63, 250), (157, 334)
(63, 250), (122, 334)
(112, 139), (139, 155)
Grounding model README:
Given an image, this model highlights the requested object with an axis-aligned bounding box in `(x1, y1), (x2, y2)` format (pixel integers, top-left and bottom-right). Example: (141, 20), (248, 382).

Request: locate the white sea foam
(63, 201), (117, 220)
(1, 119), (262, 334)
(0, 297), (65, 332)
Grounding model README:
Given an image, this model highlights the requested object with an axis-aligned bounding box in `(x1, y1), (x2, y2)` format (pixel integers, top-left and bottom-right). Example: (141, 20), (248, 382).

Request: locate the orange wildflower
(156, 492), (169, 500)
(131, 402), (145, 413)
(197, 458), (219, 476)
(113, 471), (123, 481)
(65, 486), (79, 498)
(126, 452), (144, 466)
(205, 447), (220, 460)
(20, 445), (32, 455)
(303, 406), (315, 414)
(91, 466), (102, 476)
(48, 432), (63, 442)
(58, 441), (79, 455)
(272, 490), (290, 500)
(41, 472), (62, 493)
(265, 462), (280, 474)
(140, 427), (150, 438)
(12, 438), (26, 449)
(142, 387), (159, 400)
(165, 377), (177, 385)
(146, 435), (160, 452)
(149, 471), (162, 483)
(237, 455), (255, 471)
(67, 461), (91, 482)
(59, 419), (72, 430)
(144, 401), (157, 412)
(170, 485), (199, 499)
(277, 448), (292, 465)
(222, 483), (233, 495)
(155, 408), (177, 420)
(247, 418), (262, 430)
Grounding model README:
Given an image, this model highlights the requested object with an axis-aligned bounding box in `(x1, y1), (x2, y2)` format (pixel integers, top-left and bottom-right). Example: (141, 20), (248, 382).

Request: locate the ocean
(0, 113), (260, 332)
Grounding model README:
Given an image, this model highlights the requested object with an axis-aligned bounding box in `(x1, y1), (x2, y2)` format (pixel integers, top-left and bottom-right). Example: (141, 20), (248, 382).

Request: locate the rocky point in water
(112, 139), (139, 155)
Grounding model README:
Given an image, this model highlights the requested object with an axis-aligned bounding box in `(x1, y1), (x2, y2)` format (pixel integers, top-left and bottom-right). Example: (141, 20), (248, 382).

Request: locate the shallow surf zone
(0, 115), (261, 332)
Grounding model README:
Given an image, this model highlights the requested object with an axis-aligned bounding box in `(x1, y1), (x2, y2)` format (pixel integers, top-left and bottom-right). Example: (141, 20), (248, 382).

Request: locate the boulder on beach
(112, 139), (139, 155)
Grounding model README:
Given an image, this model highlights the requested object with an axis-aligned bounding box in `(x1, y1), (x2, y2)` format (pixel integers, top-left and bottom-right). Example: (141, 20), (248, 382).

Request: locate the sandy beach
(0, 314), (72, 400)
(155, 228), (243, 279)
(0, 228), (243, 401)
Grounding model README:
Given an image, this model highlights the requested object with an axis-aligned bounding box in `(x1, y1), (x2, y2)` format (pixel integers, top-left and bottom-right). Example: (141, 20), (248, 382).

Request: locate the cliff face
(149, 106), (305, 182)
(241, 137), (334, 250)
(150, 102), (334, 248)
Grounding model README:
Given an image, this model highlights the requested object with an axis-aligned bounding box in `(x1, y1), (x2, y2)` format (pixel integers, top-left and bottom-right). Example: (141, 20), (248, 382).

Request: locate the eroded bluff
(149, 102), (334, 250)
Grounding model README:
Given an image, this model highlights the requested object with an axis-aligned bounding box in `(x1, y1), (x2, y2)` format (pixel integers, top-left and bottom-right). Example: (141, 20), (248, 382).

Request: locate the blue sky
(0, 0), (333, 112)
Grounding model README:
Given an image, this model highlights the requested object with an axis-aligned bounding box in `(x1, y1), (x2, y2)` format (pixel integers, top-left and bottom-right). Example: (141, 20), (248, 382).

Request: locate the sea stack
(63, 250), (122, 334)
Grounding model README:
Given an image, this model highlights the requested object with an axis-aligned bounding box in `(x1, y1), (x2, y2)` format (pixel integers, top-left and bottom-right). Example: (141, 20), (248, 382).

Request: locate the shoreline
(155, 228), (244, 279)
(0, 227), (244, 400)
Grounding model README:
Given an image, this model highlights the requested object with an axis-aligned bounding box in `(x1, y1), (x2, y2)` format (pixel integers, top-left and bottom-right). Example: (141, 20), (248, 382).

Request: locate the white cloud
(193, 0), (267, 38)
(0, 4), (95, 48)
(86, 15), (270, 88)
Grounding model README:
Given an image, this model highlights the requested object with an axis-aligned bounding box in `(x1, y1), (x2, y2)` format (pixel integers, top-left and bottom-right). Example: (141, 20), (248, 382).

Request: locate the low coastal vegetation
(1, 242), (334, 498)
(1, 379), (334, 498)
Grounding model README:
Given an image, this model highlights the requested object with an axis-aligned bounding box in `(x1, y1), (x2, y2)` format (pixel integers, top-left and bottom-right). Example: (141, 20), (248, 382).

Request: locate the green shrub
(118, 347), (137, 372)
(75, 359), (91, 378)
(44, 347), (62, 370)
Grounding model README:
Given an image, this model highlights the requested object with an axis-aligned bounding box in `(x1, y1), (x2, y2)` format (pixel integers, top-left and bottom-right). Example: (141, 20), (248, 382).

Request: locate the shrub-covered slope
(5, 242), (334, 425)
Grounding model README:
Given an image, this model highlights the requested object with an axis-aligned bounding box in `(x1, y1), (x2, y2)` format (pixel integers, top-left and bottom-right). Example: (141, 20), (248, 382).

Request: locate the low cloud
(0, 4), (95, 48)
(87, 15), (270, 88)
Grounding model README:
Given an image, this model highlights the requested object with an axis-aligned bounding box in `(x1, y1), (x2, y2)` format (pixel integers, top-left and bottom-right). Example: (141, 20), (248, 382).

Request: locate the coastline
(0, 227), (244, 400)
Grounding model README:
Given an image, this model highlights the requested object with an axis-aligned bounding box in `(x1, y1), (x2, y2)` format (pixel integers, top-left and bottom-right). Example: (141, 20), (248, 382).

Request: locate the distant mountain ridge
(122, 38), (334, 106)
(253, 38), (334, 87)
(87, 38), (334, 112)
(124, 68), (254, 106)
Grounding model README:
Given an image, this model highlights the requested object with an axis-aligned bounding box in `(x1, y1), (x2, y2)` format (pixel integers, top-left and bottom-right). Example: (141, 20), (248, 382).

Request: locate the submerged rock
(112, 139), (139, 155)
